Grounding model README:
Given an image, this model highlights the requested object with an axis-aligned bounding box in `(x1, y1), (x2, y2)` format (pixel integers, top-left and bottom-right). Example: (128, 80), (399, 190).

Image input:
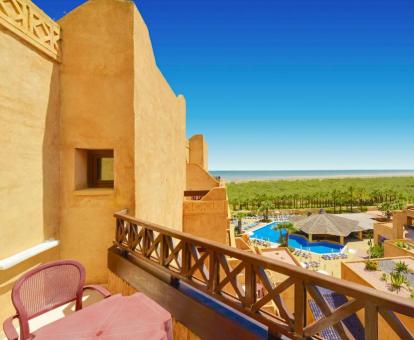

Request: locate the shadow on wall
(42, 63), (60, 242)
(0, 248), (59, 296)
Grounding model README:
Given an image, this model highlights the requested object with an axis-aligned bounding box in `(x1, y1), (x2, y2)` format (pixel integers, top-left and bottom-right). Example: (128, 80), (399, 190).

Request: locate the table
(33, 293), (172, 340)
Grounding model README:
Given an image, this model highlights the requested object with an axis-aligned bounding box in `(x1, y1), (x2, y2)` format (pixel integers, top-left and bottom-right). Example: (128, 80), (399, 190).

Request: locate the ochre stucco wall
(0, 0), (227, 322)
(0, 248), (59, 322)
(186, 163), (220, 191)
(392, 210), (407, 239)
(0, 27), (60, 258)
(373, 222), (394, 244)
(189, 135), (208, 170)
(0, 25), (60, 321)
(133, 7), (186, 230)
(58, 0), (135, 283)
(183, 188), (229, 243)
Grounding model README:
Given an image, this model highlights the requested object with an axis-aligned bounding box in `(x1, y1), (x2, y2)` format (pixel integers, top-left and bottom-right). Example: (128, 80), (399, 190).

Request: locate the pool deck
(291, 239), (371, 278)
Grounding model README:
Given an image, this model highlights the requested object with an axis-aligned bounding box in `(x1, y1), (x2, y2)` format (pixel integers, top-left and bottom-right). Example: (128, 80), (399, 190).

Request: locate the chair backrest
(12, 260), (85, 339)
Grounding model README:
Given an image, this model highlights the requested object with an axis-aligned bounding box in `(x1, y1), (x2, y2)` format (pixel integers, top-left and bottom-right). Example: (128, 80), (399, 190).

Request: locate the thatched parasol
(291, 212), (364, 237)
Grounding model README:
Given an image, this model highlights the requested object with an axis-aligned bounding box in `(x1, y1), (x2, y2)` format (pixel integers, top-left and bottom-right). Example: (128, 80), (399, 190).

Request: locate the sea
(209, 170), (414, 182)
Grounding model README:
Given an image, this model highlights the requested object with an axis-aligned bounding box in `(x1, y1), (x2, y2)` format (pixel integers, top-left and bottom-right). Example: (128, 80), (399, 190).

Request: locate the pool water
(250, 222), (343, 254)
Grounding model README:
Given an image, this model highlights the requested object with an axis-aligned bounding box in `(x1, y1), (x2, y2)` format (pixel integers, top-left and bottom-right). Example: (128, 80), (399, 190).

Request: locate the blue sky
(35, 0), (414, 170)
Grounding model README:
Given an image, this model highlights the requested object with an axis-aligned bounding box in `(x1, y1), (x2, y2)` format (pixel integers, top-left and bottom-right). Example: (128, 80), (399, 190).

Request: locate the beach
(211, 170), (414, 183)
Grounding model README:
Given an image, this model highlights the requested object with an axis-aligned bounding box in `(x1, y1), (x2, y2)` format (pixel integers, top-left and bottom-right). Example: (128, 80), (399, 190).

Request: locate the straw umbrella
(291, 211), (363, 244)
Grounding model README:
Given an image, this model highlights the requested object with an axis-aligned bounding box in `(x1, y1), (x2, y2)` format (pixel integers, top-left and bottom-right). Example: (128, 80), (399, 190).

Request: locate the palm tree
(356, 187), (367, 212)
(348, 186), (354, 212)
(234, 212), (246, 235)
(273, 222), (297, 247)
(258, 200), (272, 221)
(331, 189), (339, 213)
(232, 198), (240, 211)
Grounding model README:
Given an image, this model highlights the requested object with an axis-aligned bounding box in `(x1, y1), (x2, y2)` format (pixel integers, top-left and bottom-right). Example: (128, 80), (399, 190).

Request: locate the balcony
(183, 160), (230, 244)
(109, 211), (414, 340)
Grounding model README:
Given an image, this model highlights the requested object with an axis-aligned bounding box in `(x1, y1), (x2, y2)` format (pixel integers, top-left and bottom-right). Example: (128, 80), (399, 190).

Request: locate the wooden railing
(113, 211), (414, 339)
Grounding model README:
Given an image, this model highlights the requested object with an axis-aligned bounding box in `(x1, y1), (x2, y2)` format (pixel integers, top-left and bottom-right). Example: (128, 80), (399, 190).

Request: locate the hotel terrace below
(0, 0), (413, 339)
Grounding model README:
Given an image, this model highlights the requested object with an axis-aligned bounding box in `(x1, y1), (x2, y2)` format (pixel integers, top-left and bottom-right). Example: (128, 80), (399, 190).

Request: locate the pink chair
(3, 260), (111, 340)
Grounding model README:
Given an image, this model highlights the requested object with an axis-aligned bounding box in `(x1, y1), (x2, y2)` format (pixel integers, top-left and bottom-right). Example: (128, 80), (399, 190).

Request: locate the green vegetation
(395, 241), (414, 251)
(390, 271), (407, 291)
(380, 273), (388, 281)
(378, 201), (404, 219)
(227, 177), (414, 212)
(258, 200), (272, 221)
(395, 241), (408, 249)
(233, 212), (246, 235)
(272, 222), (297, 246)
(394, 261), (409, 274)
(365, 260), (378, 271)
(368, 244), (384, 259)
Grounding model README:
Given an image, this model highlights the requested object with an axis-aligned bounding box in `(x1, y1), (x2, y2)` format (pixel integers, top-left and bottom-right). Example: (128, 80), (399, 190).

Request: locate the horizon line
(210, 169), (414, 172)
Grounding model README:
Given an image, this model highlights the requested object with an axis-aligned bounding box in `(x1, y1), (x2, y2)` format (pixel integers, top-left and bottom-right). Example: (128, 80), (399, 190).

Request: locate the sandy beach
(212, 170), (414, 183)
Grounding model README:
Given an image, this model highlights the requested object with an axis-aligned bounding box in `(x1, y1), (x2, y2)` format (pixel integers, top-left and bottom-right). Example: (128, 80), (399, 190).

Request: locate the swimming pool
(249, 222), (344, 254)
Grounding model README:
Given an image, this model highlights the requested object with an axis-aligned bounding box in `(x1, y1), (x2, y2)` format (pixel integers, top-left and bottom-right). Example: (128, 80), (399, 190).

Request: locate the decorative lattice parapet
(0, 0), (60, 60)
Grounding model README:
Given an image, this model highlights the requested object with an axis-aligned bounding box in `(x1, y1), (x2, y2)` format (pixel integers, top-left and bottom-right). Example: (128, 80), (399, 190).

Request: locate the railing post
(365, 303), (378, 340)
(208, 250), (219, 293)
(142, 228), (148, 257)
(244, 264), (256, 309)
(294, 280), (306, 339)
(159, 234), (168, 267)
(181, 242), (191, 278)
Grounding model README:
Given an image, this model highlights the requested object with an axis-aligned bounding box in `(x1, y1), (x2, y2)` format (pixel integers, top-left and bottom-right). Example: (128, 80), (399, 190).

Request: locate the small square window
(87, 150), (114, 188)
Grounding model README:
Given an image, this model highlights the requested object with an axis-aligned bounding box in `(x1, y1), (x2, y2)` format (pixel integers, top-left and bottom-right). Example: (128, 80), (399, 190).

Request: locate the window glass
(99, 157), (114, 181)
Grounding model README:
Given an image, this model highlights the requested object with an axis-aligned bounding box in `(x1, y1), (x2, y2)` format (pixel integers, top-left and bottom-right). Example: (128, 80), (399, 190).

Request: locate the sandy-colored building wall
(0, 25), (60, 259)
(392, 210), (407, 239)
(0, 0), (226, 323)
(373, 222), (394, 244)
(58, 0), (135, 283)
(189, 135), (208, 170)
(186, 163), (220, 191)
(133, 8), (186, 230)
(0, 10), (60, 321)
(183, 187), (229, 243)
(374, 210), (408, 244)
(0, 248), (59, 322)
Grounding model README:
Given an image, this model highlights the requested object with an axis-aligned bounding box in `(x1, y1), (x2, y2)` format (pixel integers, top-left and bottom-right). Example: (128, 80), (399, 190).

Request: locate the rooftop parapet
(0, 0), (60, 59)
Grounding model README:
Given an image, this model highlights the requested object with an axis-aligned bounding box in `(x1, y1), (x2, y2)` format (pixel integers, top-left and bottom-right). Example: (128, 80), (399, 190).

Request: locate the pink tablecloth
(33, 293), (172, 340)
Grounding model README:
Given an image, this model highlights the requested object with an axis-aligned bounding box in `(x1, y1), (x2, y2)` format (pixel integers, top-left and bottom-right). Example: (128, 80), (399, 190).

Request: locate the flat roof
(343, 257), (414, 298)
(260, 248), (299, 267)
(335, 212), (376, 231)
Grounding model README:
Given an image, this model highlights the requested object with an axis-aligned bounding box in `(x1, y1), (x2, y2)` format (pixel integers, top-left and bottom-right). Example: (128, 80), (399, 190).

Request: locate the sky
(34, 0), (414, 170)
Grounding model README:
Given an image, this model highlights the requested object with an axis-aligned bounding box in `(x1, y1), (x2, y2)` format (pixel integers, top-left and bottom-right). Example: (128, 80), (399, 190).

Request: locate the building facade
(0, 0), (229, 321)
